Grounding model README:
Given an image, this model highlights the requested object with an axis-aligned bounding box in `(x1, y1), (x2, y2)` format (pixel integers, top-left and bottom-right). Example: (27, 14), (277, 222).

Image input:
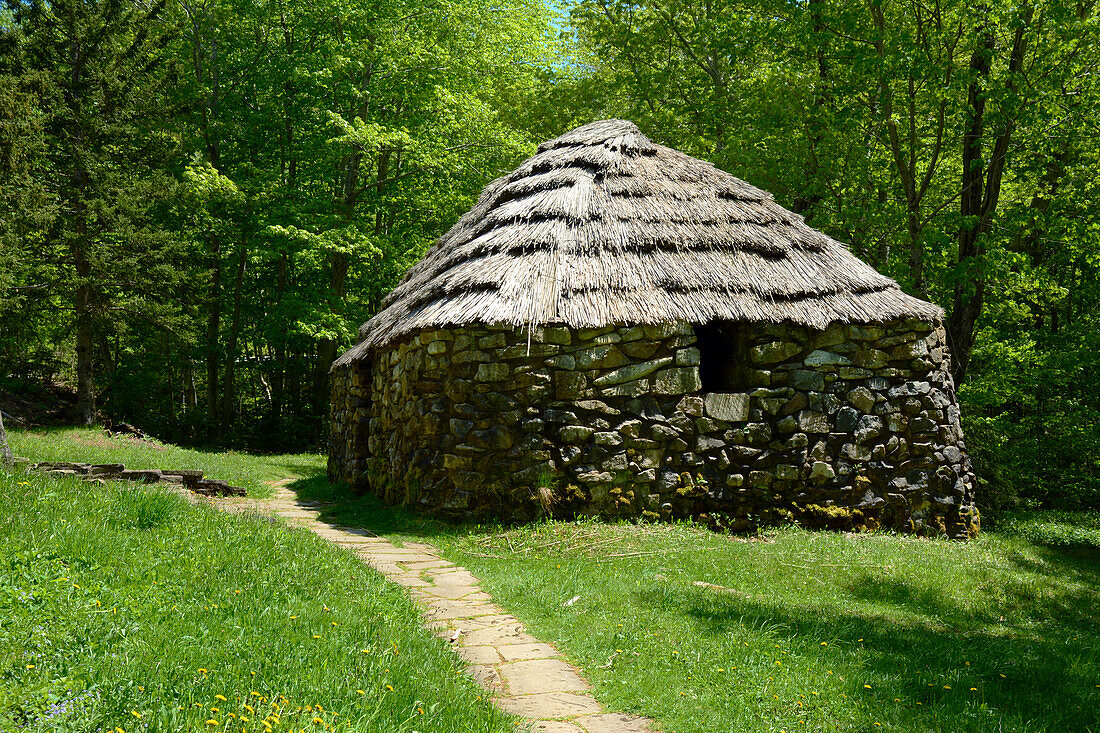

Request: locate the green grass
(8, 427), (327, 500)
(0, 465), (515, 733)
(297, 481), (1100, 733)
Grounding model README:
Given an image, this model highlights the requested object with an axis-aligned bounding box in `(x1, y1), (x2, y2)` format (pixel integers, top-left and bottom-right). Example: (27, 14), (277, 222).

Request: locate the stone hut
(329, 120), (978, 538)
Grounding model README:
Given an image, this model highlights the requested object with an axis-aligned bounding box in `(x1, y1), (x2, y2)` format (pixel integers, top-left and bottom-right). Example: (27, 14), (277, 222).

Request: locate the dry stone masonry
(330, 317), (978, 539)
(29, 461), (247, 496)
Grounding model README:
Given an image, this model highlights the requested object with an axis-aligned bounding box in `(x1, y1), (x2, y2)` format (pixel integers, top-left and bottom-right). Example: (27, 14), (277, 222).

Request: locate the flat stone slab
(456, 645), (503, 665)
(498, 642), (562, 661)
(462, 624), (543, 648)
(533, 723), (586, 732)
(422, 602), (504, 620)
(574, 714), (656, 732)
(498, 659), (590, 695)
(496, 692), (602, 718)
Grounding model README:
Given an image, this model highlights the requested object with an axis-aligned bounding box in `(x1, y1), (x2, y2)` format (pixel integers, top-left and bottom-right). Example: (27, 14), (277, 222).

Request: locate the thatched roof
(337, 120), (941, 364)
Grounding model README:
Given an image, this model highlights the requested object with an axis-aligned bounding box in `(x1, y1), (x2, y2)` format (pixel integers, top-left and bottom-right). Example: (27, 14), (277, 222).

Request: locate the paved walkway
(221, 482), (656, 733)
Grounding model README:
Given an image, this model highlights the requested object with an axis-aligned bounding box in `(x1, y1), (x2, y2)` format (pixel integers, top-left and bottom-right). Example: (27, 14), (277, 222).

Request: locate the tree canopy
(1, 0), (1097, 510)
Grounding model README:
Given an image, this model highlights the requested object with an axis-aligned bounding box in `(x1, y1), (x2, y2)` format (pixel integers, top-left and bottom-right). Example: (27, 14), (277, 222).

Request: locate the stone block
(750, 340), (801, 365)
(622, 340), (660, 359)
(704, 392), (749, 421)
(539, 326), (572, 345)
(790, 369), (825, 391)
(594, 432), (623, 446)
(592, 356), (672, 386)
(675, 347), (701, 366)
(575, 345), (629, 370)
(809, 461), (835, 482)
(798, 410), (830, 433)
(847, 386), (876, 413)
(805, 350), (851, 366)
(546, 354), (576, 370)
(653, 368), (702, 395)
(475, 362), (510, 382)
(560, 426), (595, 443)
(553, 372), (589, 399)
(677, 395), (705, 416)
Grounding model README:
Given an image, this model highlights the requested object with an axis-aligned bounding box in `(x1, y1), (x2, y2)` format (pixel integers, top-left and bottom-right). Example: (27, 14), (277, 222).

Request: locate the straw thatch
(337, 120), (940, 365)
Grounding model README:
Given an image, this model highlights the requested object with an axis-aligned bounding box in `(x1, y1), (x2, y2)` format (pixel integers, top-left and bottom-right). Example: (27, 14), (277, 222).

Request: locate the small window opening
(695, 321), (751, 392)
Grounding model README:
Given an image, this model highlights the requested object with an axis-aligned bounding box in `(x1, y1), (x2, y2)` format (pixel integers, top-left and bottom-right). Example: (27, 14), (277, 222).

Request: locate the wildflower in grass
(25, 664), (34, 670)
(131, 711), (142, 718)
(313, 635), (321, 639)
(313, 717), (324, 724)
(356, 690), (365, 696)
(215, 694), (227, 701)
(210, 707), (219, 713)
(205, 720), (218, 726)
(244, 704), (255, 714)
(944, 685), (951, 689)
(199, 668), (209, 674)
(864, 685), (872, 689)
(970, 687), (977, 691)
(385, 685), (394, 691)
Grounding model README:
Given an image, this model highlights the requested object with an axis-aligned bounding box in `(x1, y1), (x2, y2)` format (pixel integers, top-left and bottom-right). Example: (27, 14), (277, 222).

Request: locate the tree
(1, 0), (182, 424)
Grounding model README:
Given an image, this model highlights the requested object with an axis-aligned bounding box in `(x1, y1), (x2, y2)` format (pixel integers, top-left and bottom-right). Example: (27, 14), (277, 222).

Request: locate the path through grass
(298, 479), (1100, 733)
(0, 444), (514, 732)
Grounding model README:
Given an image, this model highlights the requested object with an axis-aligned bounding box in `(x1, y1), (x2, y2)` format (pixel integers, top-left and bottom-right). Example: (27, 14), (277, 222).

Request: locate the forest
(1, 0), (1097, 513)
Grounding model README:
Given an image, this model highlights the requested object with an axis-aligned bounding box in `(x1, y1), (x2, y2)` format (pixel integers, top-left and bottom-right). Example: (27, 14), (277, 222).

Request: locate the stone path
(222, 482), (656, 733)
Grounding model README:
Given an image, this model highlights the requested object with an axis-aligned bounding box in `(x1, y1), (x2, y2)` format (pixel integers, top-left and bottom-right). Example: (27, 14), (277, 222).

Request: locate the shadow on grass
(285, 475), (477, 540)
(644, 536), (1100, 731)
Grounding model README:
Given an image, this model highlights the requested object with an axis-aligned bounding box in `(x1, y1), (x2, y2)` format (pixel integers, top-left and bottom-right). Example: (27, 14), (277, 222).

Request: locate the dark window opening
(695, 321), (751, 392)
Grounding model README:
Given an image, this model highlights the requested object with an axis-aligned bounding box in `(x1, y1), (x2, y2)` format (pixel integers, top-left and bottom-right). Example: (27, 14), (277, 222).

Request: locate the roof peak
(537, 119), (656, 155)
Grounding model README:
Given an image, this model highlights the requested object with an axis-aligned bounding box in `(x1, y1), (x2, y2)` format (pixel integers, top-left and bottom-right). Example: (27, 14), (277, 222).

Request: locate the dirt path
(213, 480), (656, 733)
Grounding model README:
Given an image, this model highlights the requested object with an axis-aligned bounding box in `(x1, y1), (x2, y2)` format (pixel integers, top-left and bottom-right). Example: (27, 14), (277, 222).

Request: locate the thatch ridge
(336, 119), (941, 365)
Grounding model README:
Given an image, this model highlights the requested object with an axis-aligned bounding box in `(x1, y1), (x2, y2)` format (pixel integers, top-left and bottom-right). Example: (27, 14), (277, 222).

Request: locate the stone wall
(329, 319), (978, 539)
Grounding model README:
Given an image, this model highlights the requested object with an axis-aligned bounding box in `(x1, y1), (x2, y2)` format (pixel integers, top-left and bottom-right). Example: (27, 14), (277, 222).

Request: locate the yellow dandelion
(241, 717), (249, 722)
(313, 634), (321, 639)
(313, 717), (324, 724)
(417, 708), (424, 715)
(198, 668), (209, 674)
(331, 622), (337, 626)
(356, 690), (365, 695)
(291, 615), (298, 619)
(717, 668), (725, 672)
(864, 684), (872, 689)
(205, 720), (218, 727)
(820, 642), (827, 646)
(215, 694), (227, 701)
(970, 687), (978, 691)
(244, 704), (255, 714)
(385, 684), (394, 691)
(131, 711), (142, 719)
(210, 707), (219, 713)
(944, 685), (952, 689)
(25, 664), (35, 670)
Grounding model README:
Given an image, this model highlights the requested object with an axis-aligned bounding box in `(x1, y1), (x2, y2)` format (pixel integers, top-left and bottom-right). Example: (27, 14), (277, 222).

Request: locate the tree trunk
(946, 7), (1030, 384)
(0, 411), (13, 465)
(206, 235), (222, 440)
(74, 243), (96, 425)
(219, 242), (247, 433)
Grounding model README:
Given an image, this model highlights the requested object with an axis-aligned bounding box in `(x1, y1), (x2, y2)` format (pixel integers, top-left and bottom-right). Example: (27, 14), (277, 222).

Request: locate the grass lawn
(8, 427), (326, 501)
(0, 442), (514, 732)
(296, 476), (1100, 733)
